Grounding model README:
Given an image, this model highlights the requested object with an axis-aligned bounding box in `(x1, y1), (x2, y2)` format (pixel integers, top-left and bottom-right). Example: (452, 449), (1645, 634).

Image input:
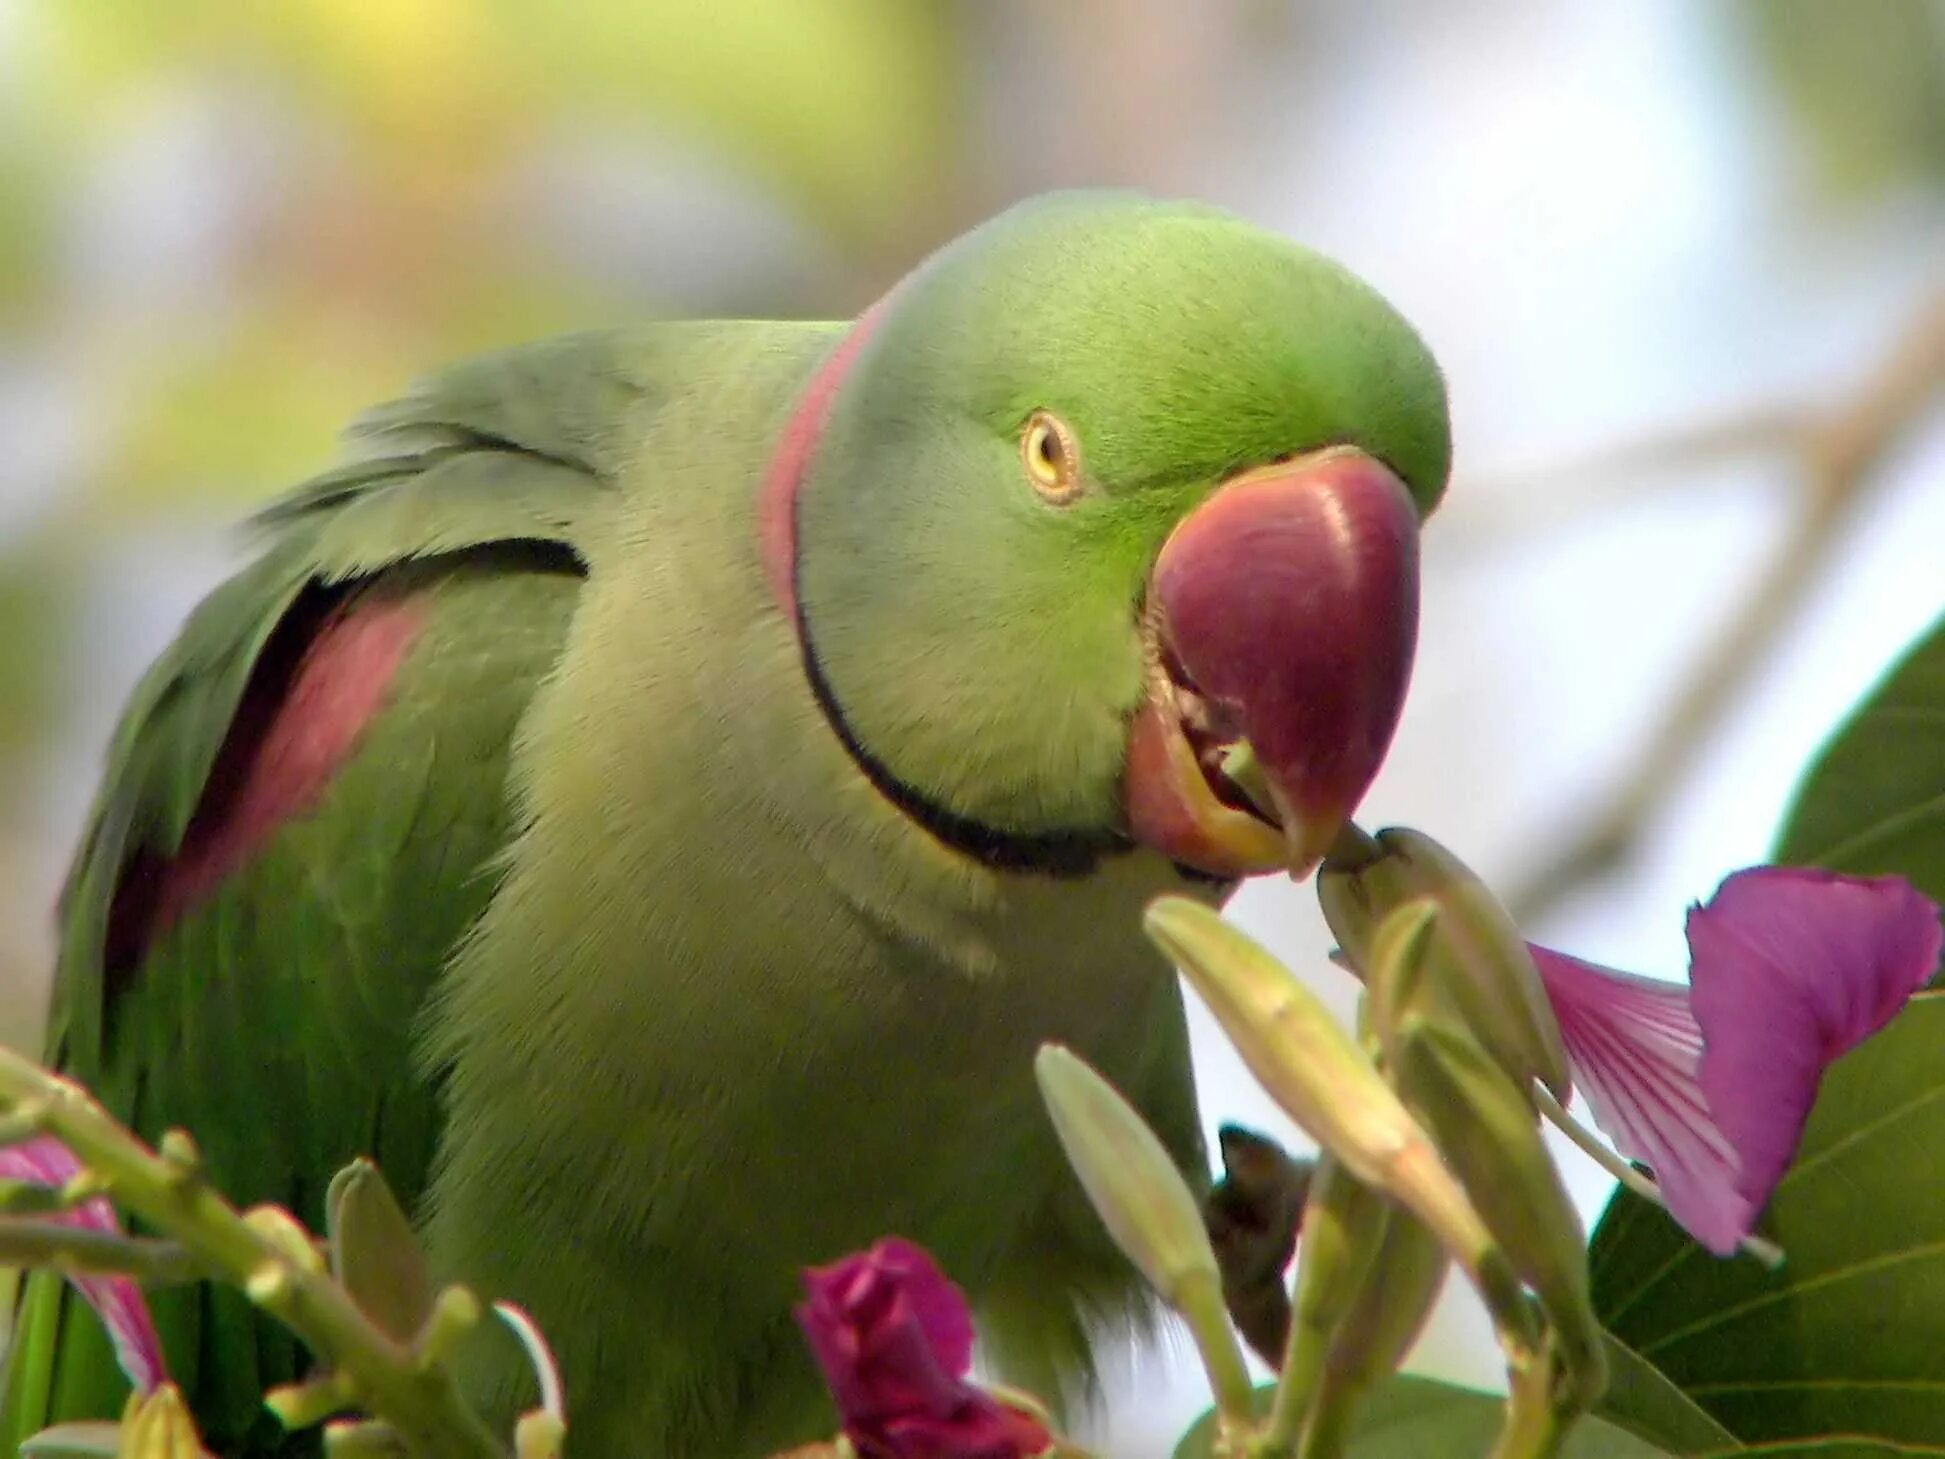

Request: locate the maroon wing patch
(105, 584), (424, 980)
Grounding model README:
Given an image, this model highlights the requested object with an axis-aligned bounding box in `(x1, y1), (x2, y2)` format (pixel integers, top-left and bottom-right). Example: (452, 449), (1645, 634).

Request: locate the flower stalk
(1255, 1155), (1386, 1459)
(0, 1220), (202, 1285)
(0, 1044), (507, 1459)
(1301, 1210), (1447, 1458)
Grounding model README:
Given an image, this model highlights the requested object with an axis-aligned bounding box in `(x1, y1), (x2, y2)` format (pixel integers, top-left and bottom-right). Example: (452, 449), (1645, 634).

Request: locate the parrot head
(777, 193), (1448, 882)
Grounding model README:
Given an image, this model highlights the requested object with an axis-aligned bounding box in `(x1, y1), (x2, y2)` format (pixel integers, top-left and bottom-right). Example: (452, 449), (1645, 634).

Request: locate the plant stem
(1178, 1272), (1257, 1436)
(1254, 1162), (1387, 1459)
(1322, 823), (1383, 872)
(1491, 1343), (1569, 1459)
(1256, 1312), (1316, 1459)
(1380, 1144), (1539, 1357)
(0, 1046), (506, 1459)
(1292, 1389), (1352, 1459)
(0, 1220), (202, 1283)
(1533, 1086), (1783, 1268)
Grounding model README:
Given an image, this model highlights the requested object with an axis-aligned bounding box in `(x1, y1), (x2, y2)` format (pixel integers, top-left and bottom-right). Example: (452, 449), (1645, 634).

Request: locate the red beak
(1123, 447), (1421, 879)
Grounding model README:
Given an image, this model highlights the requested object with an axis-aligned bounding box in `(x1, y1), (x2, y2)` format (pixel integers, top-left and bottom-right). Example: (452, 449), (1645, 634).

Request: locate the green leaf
(1591, 610), (1945, 1446)
(1598, 1330), (1741, 1453)
(1772, 611), (1945, 899)
(1594, 996), (1945, 1443)
(1701, 1442), (1945, 1458)
(1170, 1374), (1673, 1457)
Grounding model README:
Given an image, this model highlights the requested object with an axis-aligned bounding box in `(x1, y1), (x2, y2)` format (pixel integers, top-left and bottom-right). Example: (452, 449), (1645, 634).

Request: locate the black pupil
(1037, 428), (1059, 469)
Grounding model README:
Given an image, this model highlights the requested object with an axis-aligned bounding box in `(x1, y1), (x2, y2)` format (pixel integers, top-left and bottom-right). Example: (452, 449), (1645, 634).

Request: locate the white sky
(1097, 5), (1944, 1451)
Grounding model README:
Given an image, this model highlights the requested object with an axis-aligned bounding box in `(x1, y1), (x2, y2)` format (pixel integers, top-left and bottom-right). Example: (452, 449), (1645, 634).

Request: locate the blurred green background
(0, 3), (1940, 1452)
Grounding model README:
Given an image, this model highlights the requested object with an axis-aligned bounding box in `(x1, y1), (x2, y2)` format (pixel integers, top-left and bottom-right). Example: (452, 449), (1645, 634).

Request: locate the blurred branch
(1507, 281), (1945, 922)
(1438, 404), (1803, 552)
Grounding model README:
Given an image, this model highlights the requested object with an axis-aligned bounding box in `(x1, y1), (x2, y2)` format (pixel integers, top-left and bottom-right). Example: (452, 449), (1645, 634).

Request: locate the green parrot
(1, 192), (1448, 1457)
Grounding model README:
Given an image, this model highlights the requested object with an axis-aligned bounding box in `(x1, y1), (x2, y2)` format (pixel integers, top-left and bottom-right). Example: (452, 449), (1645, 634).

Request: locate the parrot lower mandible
(1, 192), (1449, 1458)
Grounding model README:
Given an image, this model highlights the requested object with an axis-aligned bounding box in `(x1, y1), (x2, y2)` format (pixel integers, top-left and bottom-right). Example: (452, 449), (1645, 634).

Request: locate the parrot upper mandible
(1, 192), (1449, 1458)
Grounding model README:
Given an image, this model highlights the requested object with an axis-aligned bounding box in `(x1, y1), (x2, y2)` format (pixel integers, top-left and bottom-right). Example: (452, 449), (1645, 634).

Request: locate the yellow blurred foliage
(6, 0), (964, 520)
(27, 0), (960, 240)
(86, 276), (623, 517)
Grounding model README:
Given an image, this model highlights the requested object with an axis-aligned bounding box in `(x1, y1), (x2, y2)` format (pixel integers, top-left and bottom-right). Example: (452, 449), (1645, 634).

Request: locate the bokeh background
(1, 2), (1941, 1453)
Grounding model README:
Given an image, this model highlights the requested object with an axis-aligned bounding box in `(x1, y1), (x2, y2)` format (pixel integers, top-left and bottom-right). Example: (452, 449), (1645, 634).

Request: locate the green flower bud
(1143, 898), (1431, 1195)
(265, 1373), (358, 1431)
(513, 1412), (566, 1459)
(1035, 1043), (1255, 1426)
(326, 1158), (433, 1343)
(1292, 1206), (1449, 1459)
(412, 1286), (483, 1369)
(1321, 1209), (1447, 1398)
(1388, 1016), (1606, 1413)
(240, 1204), (325, 1277)
(1033, 1044), (1219, 1304)
(1144, 896), (1532, 1360)
(1319, 827), (1568, 1099)
(1362, 898), (1446, 1066)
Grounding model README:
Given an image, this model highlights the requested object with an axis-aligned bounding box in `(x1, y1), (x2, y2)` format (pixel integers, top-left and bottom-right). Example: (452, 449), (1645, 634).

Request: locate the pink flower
(0, 1135), (166, 1390)
(795, 1238), (1052, 1459)
(1530, 867), (1942, 1254)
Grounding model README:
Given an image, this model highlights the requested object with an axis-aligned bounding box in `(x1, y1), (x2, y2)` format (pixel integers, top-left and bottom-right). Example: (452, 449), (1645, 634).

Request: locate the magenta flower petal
(1528, 946), (1749, 1252)
(1688, 867), (1942, 1219)
(796, 1237), (1052, 1459)
(1531, 866), (1942, 1256)
(0, 1136), (166, 1391)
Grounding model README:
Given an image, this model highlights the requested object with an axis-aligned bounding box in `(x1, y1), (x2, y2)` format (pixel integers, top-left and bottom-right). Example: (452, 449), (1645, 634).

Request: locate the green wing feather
(3, 330), (645, 1455)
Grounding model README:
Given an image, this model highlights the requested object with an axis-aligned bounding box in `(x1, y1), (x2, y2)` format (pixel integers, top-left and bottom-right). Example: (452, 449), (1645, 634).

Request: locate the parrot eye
(1020, 410), (1082, 504)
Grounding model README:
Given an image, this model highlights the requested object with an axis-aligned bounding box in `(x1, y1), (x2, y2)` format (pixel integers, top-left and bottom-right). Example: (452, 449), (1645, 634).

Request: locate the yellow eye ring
(1020, 410), (1082, 504)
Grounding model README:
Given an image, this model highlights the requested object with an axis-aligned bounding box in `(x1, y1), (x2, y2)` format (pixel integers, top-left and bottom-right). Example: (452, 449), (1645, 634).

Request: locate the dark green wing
(3, 330), (646, 1455)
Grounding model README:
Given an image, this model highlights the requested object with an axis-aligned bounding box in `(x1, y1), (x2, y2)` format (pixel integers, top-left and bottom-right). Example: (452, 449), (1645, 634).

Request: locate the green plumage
(12, 332), (622, 1451)
(1, 193), (1448, 1458)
